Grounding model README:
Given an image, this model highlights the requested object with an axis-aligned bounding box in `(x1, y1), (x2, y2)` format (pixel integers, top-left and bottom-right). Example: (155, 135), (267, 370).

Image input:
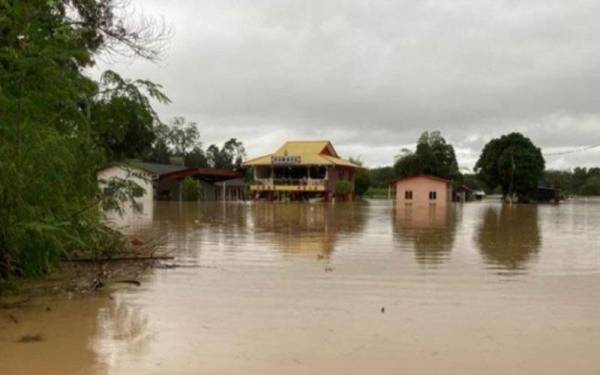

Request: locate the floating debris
(115, 279), (141, 287)
(131, 238), (144, 246)
(17, 334), (44, 343)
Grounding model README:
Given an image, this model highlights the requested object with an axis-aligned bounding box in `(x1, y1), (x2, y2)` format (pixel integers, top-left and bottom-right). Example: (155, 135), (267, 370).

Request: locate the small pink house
(393, 175), (453, 207)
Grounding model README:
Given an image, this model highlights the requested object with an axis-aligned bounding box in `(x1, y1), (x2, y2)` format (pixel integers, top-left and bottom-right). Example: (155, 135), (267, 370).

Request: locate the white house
(97, 163), (157, 205)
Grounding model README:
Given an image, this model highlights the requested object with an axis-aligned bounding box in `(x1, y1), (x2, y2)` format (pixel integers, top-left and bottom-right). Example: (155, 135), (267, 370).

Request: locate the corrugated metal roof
(128, 161), (189, 176)
(243, 141), (360, 168)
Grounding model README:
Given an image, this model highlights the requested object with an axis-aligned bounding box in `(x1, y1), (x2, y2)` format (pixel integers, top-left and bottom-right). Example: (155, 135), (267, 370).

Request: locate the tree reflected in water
(392, 205), (457, 266)
(476, 205), (541, 272)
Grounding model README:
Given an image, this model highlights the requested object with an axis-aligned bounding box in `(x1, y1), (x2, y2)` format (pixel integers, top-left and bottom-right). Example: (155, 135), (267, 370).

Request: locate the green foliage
(145, 118), (246, 170)
(98, 171), (147, 214)
(334, 181), (354, 196)
(0, 1), (166, 279)
(90, 71), (170, 161)
(348, 158), (370, 197)
(354, 171), (370, 197)
(475, 133), (545, 199)
(393, 131), (461, 181)
(182, 178), (203, 201)
(206, 138), (246, 169)
(543, 167), (600, 196)
(184, 146), (208, 168)
(462, 173), (485, 191)
(368, 166), (396, 188)
(580, 176), (600, 196)
(166, 117), (200, 156)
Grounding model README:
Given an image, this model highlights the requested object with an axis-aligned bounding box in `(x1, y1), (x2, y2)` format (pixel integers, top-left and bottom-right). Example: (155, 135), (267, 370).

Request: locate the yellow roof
(243, 140), (361, 168)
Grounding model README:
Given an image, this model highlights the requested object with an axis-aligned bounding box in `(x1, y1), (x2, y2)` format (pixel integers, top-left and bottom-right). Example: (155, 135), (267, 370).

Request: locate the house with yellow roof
(243, 141), (361, 201)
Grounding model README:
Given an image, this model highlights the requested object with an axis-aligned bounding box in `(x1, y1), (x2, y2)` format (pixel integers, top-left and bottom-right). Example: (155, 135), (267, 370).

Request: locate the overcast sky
(94, 0), (600, 170)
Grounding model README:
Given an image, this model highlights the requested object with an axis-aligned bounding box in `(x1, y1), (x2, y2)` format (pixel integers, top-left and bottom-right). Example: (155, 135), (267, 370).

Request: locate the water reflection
(95, 301), (153, 365)
(392, 204), (457, 266)
(476, 205), (541, 272)
(250, 202), (367, 257)
(152, 201), (250, 230)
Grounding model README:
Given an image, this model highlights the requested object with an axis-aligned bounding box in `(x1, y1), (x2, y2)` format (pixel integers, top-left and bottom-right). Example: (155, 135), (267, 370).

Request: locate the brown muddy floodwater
(2, 199), (600, 374)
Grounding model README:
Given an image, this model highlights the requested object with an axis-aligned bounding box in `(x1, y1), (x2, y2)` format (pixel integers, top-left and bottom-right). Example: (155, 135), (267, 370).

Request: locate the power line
(543, 143), (600, 156)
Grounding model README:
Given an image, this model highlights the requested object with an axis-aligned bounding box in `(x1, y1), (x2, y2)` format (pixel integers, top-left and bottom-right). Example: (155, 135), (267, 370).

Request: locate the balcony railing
(254, 178), (326, 186)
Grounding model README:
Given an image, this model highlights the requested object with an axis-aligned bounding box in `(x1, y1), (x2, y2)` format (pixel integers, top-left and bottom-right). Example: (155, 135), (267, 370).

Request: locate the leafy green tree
(207, 138), (246, 169)
(475, 133), (545, 201)
(0, 0), (167, 278)
(462, 173), (485, 191)
(167, 117), (200, 156)
(222, 138), (246, 168)
(90, 71), (169, 161)
(348, 158), (370, 197)
(184, 146), (209, 168)
(354, 171), (370, 197)
(393, 149), (421, 178)
(368, 166), (396, 188)
(394, 131), (461, 181)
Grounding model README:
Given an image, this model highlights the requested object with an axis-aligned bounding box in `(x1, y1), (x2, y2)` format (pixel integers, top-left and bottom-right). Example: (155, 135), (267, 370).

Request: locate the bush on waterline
(182, 178), (203, 201)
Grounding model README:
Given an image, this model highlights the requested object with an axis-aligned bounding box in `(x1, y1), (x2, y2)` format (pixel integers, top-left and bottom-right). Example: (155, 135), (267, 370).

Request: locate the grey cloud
(94, 0), (600, 168)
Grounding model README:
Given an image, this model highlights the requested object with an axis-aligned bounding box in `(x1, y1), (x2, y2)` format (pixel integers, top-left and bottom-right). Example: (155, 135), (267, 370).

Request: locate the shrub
(182, 178), (203, 201)
(334, 180), (354, 197)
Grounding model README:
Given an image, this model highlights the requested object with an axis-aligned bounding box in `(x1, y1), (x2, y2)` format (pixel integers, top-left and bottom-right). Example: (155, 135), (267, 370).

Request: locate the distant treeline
(542, 168), (600, 196)
(143, 117), (246, 170)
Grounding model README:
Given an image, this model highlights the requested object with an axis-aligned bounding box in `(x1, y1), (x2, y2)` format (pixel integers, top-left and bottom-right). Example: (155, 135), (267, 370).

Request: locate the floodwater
(2, 199), (600, 374)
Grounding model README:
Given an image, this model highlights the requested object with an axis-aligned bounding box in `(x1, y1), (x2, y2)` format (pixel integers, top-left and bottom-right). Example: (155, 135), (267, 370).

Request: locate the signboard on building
(272, 155), (301, 165)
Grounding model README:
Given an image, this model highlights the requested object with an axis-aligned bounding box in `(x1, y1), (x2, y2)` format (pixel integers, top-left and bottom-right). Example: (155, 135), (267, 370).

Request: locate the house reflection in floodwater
(392, 204), (457, 266)
(476, 205), (541, 273)
(249, 202), (367, 258)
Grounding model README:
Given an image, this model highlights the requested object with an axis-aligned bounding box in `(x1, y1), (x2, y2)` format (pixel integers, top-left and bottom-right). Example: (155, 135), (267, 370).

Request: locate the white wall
(97, 165), (155, 209)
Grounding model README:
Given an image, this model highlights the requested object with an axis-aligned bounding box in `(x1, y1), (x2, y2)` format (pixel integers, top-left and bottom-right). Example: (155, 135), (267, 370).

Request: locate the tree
(222, 138), (246, 168)
(167, 117), (200, 156)
(143, 118), (246, 170)
(474, 133), (545, 201)
(206, 138), (246, 169)
(580, 176), (600, 196)
(90, 71), (170, 161)
(394, 131), (461, 181)
(0, 0), (168, 278)
(368, 166), (396, 188)
(184, 147), (209, 168)
(349, 158), (370, 197)
(462, 173), (485, 191)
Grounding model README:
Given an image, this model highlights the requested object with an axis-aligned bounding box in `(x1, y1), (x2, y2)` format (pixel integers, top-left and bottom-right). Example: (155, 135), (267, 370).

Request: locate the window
(429, 191), (437, 200)
(405, 190), (413, 200)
